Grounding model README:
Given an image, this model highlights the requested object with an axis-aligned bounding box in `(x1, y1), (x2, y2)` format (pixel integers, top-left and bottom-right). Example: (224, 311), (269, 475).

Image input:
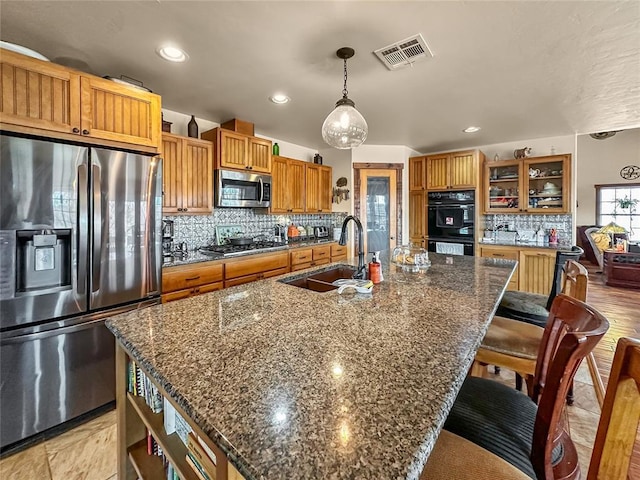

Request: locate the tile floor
(0, 363), (602, 479)
(0, 410), (117, 480)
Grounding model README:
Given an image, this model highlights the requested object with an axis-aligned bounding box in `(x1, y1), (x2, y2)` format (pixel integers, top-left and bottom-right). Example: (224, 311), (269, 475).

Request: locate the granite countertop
(163, 239), (337, 267)
(107, 253), (515, 479)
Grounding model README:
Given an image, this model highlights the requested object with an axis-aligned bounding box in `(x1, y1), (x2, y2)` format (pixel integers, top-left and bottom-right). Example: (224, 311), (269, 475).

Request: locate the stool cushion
(497, 291), (549, 327)
(420, 430), (531, 480)
(444, 376), (563, 478)
(481, 316), (544, 359)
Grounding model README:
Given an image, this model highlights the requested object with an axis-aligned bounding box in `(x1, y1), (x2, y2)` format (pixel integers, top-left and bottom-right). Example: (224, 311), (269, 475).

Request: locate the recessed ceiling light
(156, 45), (188, 63)
(270, 94), (290, 104)
(463, 126), (481, 133)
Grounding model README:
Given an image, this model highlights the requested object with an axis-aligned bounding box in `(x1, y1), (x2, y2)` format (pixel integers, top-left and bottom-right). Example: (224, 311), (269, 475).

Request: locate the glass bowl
(391, 244), (431, 272)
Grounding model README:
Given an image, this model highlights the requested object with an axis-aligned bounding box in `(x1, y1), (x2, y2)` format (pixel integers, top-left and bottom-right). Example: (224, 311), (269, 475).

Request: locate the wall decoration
(620, 165), (640, 180)
(333, 177), (350, 203)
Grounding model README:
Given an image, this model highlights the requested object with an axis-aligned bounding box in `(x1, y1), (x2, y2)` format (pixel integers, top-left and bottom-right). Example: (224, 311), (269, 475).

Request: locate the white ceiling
(1, 1), (639, 153)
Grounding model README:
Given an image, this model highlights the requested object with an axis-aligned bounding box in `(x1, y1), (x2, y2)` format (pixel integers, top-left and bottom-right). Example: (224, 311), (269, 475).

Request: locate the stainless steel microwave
(215, 169), (271, 208)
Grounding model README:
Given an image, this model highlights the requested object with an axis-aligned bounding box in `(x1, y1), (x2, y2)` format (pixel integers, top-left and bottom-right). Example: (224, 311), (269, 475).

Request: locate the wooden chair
(422, 336), (638, 480)
(587, 337), (640, 479)
(438, 294), (609, 479)
(472, 260), (606, 406)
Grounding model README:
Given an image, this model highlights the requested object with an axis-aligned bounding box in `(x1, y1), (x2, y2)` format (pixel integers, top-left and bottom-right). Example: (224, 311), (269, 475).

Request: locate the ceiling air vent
(374, 34), (433, 70)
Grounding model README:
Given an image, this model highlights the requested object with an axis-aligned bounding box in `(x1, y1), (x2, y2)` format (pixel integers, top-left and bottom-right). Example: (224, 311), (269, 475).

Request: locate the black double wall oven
(427, 190), (475, 256)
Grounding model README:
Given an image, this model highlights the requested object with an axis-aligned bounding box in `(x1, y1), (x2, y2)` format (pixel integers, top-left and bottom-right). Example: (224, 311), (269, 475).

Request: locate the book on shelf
(128, 360), (163, 413)
(186, 452), (213, 480)
(174, 408), (192, 445)
(187, 432), (217, 479)
(163, 397), (176, 435)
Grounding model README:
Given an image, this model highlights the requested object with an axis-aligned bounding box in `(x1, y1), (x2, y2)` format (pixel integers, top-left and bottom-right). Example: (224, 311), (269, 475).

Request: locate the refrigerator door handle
(92, 164), (102, 294)
(77, 164), (88, 296)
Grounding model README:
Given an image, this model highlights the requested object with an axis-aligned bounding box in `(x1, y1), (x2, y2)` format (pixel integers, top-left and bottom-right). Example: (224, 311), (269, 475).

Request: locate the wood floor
(583, 262), (640, 478)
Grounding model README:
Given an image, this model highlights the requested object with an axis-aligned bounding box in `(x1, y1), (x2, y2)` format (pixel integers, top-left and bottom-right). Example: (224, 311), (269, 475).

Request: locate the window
(595, 183), (640, 240)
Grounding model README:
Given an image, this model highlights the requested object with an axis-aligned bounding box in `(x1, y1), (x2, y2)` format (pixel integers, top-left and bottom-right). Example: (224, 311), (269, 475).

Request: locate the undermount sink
(280, 265), (357, 292)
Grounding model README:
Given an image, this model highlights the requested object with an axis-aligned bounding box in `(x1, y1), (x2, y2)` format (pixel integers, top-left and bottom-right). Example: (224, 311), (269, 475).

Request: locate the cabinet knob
(82, 129), (90, 135)
(72, 127), (80, 134)
(183, 208), (188, 212)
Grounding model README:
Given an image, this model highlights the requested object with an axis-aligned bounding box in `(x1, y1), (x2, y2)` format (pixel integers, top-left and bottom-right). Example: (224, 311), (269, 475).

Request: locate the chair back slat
(529, 294), (610, 479)
(561, 260), (588, 302)
(546, 247), (584, 310)
(587, 338), (640, 480)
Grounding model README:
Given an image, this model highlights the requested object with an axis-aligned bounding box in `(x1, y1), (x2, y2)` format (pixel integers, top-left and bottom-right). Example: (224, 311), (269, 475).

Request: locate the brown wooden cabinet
(201, 127), (272, 174)
(271, 155), (306, 213)
(161, 133), (213, 215)
(305, 164), (332, 213)
(0, 48), (161, 151)
(425, 150), (479, 191)
(483, 154), (571, 214)
(290, 244), (332, 271)
(224, 250), (289, 288)
(478, 245), (556, 294)
(330, 244), (348, 262)
(409, 191), (427, 248)
(409, 156), (427, 191)
(161, 261), (224, 303)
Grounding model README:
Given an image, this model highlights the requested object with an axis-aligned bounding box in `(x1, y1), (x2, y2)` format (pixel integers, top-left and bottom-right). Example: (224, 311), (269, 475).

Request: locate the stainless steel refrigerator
(0, 133), (162, 450)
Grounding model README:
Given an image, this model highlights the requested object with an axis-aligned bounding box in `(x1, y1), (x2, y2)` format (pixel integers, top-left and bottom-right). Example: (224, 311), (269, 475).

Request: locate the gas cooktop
(198, 241), (286, 258)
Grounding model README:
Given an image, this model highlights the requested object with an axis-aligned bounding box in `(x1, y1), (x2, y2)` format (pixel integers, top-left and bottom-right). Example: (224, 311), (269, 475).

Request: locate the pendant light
(321, 47), (368, 149)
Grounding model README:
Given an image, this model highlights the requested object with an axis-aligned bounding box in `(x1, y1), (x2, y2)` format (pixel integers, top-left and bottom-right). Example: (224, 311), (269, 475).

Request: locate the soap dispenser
(369, 251), (383, 284)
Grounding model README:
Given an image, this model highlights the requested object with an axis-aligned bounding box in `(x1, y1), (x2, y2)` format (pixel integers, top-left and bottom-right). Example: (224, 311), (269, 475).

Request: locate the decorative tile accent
(166, 210), (347, 250)
(481, 214), (573, 246)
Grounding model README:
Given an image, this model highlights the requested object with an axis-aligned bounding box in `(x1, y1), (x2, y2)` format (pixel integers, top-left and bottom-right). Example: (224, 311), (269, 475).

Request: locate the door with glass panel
(358, 169), (398, 255)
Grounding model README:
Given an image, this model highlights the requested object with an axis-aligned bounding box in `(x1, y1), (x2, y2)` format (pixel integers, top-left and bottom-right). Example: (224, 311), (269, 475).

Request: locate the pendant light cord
(342, 58), (348, 99)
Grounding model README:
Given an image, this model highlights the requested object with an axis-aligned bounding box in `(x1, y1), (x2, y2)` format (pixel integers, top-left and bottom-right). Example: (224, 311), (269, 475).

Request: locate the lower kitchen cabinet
(224, 250), (289, 288)
(330, 244), (348, 262)
(478, 245), (555, 294)
(290, 244), (332, 271)
(162, 261), (224, 303)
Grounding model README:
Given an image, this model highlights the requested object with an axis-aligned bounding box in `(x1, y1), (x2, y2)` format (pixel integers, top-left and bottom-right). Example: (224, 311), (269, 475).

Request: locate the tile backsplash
(166, 210), (347, 249)
(481, 213), (572, 246)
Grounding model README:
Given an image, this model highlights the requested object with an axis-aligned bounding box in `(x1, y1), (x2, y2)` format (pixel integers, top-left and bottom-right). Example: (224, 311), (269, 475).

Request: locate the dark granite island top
(106, 253), (516, 480)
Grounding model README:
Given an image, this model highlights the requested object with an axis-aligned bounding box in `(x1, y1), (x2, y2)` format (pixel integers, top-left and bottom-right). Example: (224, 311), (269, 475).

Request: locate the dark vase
(187, 115), (198, 138)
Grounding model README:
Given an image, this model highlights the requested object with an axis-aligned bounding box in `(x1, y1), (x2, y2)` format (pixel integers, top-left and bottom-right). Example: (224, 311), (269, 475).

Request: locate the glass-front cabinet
(483, 154), (571, 214)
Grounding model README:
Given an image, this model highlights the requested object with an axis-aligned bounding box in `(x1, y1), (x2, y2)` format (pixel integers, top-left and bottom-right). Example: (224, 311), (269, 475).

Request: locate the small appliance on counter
(162, 219), (174, 257)
(314, 226), (329, 239)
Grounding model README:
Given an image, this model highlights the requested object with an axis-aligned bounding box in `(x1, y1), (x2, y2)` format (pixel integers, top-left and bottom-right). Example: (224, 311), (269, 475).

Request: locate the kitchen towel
(436, 242), (465, 256)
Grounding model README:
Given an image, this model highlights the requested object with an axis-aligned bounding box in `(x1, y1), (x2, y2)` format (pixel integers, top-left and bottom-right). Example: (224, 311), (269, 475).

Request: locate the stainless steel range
(199, 241), (287, 258)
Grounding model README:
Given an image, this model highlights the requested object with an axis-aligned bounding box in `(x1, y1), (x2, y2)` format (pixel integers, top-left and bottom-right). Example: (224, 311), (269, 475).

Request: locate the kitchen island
(106, 252), (516, 480)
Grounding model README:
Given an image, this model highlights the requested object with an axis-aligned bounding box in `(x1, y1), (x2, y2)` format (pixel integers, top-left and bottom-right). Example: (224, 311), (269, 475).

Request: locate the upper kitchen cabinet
(0, 48), (161, 152)
(484, 154), (571, 214)
(271, 155), (305, 214)
(201, 127), (272, 174)
(305, 164), (332, 213)
(425, 150), (481, 191)
(162, 133), (213, 215)
(409, 156), (426, 191)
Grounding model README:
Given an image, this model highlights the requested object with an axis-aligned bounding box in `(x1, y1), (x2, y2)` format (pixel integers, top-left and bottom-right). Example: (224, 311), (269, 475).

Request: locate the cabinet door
(484, 160), (523, 213)
(288, 159), (306, 213)
(426, 155), (449, 190)
(319, 166), (332, 212)
(449, 151), (476, 188)
(219, 130), (248, 170)
(523, 155), (570, 213)
(479, 246), (519, 291)
(305, 164), (321, 212)
(312, 245), (331, 261)
(161, 288), (193, 303)
(270, 156), (288, 213)
(248, 137), (272, 173)
(409, 191), (426, 239)
(0, 49), (81, 134)
(409, 156), (426, 191)
(519, 249), (555, 294)
(290, 248), (314, 266)
(79, 76), (161, 148)
(181, 138), (213, 214)
(161, 134), (182, 214)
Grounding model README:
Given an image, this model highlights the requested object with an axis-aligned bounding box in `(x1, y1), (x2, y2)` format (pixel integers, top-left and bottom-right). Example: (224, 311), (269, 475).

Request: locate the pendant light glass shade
(322, 100), (368, 149)
(322, 47), (368, 149)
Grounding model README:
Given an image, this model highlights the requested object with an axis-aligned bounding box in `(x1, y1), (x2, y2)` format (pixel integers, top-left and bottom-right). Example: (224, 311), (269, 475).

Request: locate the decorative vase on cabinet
(188, 115), (198, 138)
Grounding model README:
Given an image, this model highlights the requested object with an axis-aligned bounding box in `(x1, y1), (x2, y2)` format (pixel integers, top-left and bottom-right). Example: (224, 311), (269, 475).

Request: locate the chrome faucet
(339, 215), (367, 279)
